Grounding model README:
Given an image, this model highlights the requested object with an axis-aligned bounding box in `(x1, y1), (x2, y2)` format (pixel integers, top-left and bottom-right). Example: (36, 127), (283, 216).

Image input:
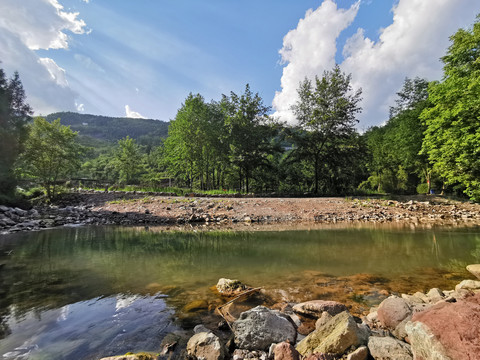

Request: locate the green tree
(19, 117), (84, 200)
(421, 16), (480, 200)
(291, 65), (362, 194)
(113, 136), (144, 184)
(222, 84), (279, 193)
(0, 69), (32, 199)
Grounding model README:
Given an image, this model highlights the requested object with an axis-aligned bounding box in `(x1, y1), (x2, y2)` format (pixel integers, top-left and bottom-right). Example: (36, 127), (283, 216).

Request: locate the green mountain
(45, 111), (169, 150)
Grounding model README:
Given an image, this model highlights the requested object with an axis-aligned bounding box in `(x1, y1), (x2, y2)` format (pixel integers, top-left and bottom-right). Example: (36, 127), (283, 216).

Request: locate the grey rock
(367, 336), (412, 360)
(232, 306), (296, 351)
(293, 300), (347, 318)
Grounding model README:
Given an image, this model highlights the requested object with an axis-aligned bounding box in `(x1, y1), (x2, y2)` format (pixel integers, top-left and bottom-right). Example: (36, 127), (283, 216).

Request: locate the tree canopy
(421, 16), (480, 200)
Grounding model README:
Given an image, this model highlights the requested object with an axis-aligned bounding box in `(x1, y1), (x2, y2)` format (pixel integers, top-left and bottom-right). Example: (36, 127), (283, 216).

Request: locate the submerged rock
(296, 311), (364, 356)
(216, 278), (247, 296)
(232, 306), (296, 351)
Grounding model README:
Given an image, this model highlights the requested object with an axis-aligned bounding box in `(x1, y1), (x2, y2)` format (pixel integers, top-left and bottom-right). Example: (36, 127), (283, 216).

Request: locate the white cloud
(38, 58), (69, 87)
(76, 102), (85, 112)
(272, 0), (360, 123)
(0, 0), (86, 114)
(125, 105), (145, 119)
(273, 0), (479, 128)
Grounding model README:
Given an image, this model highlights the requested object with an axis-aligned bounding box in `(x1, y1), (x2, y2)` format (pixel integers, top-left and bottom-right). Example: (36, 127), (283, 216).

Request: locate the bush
(416, 183), (429, 194)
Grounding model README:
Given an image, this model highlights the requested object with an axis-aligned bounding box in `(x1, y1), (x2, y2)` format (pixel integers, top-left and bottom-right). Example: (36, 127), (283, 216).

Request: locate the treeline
(1, 16), (479, 202)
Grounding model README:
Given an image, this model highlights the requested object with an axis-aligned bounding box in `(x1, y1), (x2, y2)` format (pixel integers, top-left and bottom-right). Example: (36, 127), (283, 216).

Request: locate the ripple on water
(0, 293), (178, 360)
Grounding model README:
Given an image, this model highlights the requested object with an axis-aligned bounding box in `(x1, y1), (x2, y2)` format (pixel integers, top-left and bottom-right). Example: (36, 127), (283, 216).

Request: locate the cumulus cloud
(273, 0), (479, 128)
(0, 0), (86, 114)
(273, 0), (359, 123)
(125, 105), (145, 119)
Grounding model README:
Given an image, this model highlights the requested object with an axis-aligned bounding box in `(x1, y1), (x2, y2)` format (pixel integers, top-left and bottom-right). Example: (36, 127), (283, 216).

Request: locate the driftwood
(215, 287), (263, 329)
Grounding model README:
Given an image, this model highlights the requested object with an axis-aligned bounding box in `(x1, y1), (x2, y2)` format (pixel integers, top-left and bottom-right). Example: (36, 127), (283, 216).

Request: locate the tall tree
(291, 65), (362, 194)
(113, 136), (144, 184)
(223, 84), (278, 193)
(0, 69), (32, 198)
(19, 118), (84, 200)
(421, 16), (480, 200)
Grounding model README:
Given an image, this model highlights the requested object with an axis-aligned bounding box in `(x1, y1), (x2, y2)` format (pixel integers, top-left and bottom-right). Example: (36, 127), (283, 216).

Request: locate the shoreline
(1, 191), (480, 234)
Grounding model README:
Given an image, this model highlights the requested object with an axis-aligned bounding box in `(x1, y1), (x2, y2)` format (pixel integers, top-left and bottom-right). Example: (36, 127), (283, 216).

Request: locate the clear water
(1, 224), (479, 359)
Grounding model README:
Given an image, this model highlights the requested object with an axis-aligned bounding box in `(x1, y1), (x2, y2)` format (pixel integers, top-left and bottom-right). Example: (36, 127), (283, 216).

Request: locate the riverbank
(1, 191), (480, 234)
(101, 269), (480, 360)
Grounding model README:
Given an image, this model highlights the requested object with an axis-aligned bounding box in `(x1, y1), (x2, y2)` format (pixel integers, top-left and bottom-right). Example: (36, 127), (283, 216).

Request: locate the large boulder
(367, 336), (412, 360)
(405, 293), (480, 360)
(232, 306), (296, 351)
(377, 297), (411, 329)
(186, 331), (225, 360)
(293, 300), (347, 318)
(296, 311), (364, 357)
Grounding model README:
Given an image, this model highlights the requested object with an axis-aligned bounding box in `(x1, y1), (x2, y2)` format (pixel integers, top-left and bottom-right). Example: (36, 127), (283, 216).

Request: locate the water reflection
(0, 225), (479, 359)
(0, 294), (177, 360)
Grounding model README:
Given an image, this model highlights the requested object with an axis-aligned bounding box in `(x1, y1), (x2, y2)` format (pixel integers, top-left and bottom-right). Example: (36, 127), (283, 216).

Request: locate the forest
(1, 16), (479, 203)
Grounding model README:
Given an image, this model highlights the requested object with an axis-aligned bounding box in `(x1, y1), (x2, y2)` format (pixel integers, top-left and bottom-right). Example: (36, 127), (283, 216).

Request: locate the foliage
(290, 65), (363, 194)
(0, 68), (32, 198)
(19, 117), (84, 200)
(363, 77), (431, 194)
(421, 16), (480, 201)
(222, 84), (281, 193)
(113, 136), (144, 184)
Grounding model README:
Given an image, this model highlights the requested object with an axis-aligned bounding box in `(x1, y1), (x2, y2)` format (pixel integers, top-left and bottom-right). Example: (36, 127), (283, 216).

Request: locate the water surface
(1, 224), (479, 359)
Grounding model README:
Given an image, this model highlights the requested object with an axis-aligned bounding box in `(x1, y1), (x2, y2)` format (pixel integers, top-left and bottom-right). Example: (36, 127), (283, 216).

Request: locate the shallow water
(0, 224), (479, 359)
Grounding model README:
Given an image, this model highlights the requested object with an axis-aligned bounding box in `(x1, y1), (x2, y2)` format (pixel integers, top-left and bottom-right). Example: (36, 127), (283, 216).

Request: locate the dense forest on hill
(45, 112), (169, 150)
(1, 16), (479, 203)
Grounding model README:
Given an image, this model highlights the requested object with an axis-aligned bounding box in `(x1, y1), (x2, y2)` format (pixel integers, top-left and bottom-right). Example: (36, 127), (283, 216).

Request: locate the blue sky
(0, 0), (478, 128)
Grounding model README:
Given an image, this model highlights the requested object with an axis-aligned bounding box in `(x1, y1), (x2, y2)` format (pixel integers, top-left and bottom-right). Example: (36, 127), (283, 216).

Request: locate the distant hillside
(45, 112), (169, 149)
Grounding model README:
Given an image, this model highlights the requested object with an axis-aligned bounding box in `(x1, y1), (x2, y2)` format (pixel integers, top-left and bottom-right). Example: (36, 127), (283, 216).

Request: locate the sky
(0, 0), (478, 130)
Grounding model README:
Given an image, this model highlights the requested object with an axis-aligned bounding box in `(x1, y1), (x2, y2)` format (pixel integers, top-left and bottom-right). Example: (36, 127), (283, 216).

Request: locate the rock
(405, 292), (480, 360)
(184, 300), (209, 312)
(296, 311), (363, 356)
(401, 294), (424, 305)
(273, 341), (300, 360)
(0, 205), (9, 212)
(377, 297), (411, 329)
(216, 278), (246, 295)
(455, 279), (480, 292)
(426, 288), (444, 303)
(315, 312), (332, 330)
(392, 317), (411, 341)
(466, 264), (480, 280)
(186, 331), (225, 360)
(347, 346), (368, 360)
(303, 354), (335, 360)
(367, 336), (412, 360)
(194, 324), (211, 334)
(232, 306), (296, 351)
(292, 300), (348, 318)
(232, 349), (267, 360)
